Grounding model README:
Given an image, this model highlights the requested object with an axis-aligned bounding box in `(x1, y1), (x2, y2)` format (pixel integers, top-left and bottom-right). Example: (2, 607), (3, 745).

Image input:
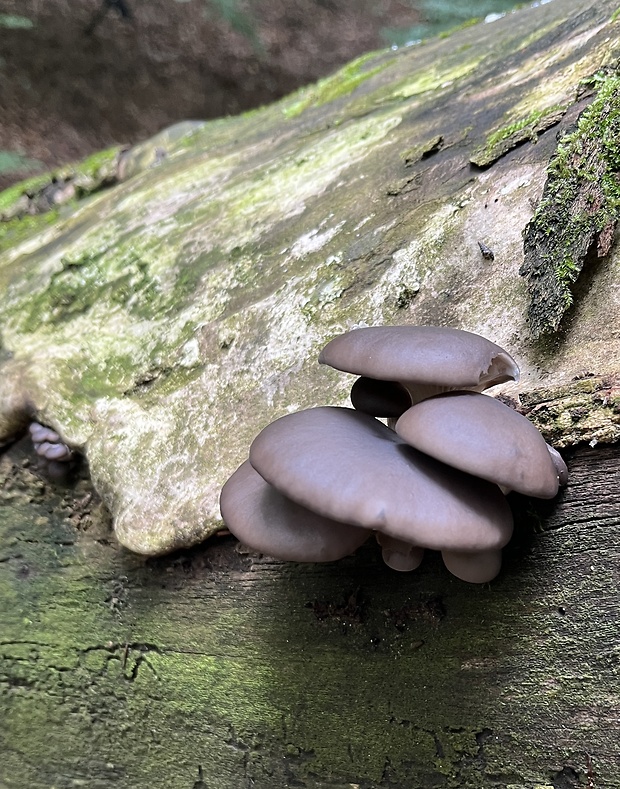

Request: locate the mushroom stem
(441, 549), (503, 583)
(375, 533), (424, 572)
(350, 377), (412, 418)
(401, 381), (452, 406)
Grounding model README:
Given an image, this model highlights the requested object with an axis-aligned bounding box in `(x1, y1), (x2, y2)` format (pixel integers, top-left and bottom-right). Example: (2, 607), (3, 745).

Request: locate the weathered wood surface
(1, 437), (619, 788)
(2, 0), (620, 786)
(1, 0), (620, 556)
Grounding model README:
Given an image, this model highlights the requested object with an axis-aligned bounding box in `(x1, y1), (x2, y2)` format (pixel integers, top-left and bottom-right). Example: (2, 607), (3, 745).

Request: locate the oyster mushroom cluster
(28, 422), (75, 480)
(220, 326), (567, 583)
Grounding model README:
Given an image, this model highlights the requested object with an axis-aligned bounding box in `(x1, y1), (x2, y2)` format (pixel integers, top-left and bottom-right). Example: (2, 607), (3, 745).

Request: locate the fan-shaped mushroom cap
(319, 326), (519, 401)
(220, 461), (371, 562)
(350, 377), (412, 418)
(395, 391), (559, 499)
(249, 407), (513, 557)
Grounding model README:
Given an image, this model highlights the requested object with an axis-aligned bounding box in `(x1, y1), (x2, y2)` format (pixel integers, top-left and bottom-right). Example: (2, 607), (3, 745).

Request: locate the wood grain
(1, 437), (618, 788)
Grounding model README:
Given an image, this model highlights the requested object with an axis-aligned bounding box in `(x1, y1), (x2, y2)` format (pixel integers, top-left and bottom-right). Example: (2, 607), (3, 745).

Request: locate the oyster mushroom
(247, 406), (513, 582)
(546, 443), (569, 486)
(394, 390), (559, 498)
(29, 422), (74, 462)
(28, 422), (75, 480)
(220, 460), (371, 562)
(319, 325), (519, 405)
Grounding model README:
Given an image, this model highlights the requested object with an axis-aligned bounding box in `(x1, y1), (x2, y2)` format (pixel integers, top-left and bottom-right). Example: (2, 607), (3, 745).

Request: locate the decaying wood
(1, 435), (619, 788)
(2, 0), (620, 786)
(1, 0), (620, 557)
(521, 75), (620, 337)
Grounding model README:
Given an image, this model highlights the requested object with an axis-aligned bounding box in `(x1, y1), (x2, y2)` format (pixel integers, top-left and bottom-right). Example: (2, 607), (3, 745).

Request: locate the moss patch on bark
(520, 71), (620, 337)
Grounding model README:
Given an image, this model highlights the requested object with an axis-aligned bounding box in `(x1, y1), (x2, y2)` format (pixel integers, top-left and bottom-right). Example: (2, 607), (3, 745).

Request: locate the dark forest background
(0, 0), (522, 189)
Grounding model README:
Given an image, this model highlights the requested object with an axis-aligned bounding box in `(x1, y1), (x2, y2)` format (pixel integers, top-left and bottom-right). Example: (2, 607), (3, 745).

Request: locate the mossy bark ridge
(520, 74), (620, 337)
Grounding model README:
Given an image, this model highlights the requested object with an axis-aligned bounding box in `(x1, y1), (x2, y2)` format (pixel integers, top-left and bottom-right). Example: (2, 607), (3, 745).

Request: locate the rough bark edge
(519, 68), (620, 338)
(506, 374), (620, 447)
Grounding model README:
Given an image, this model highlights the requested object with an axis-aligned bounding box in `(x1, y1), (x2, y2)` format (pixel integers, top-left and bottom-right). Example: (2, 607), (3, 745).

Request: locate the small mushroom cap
(29, 423), (61, 444)
(319, 325), (519, 391)
(220, 460), (371, 562)
(36, 441), (73, 461)
(249, 407), (513, 552)
(395, 391), (559, 499)
(350, 377), (412, 418)
(375, 533), (424, 572)
(29, 422), (73, 462)
(441, 549), (503, 584)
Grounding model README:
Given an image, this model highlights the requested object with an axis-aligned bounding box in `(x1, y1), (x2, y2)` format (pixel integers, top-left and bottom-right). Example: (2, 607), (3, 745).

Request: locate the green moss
(437, 17), (481, 38)
(611, 7), (620, 22)
(520, 74), (620, 336)
(390, 57), (482, 100)
(69, 145), (120, 180)
(472, 105), (566, 167)
(485, 110), (547, 148)
(549, 76), (620, 187)
(4, 248), (157, 333)
(0, 173), (49, 215)
(282, 50), (389, 118)
(0, 146), (119, 216)
(0, 208), (61, 255)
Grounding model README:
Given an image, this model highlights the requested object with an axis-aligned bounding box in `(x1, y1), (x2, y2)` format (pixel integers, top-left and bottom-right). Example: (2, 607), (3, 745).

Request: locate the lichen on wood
(515, 374), (620, 447)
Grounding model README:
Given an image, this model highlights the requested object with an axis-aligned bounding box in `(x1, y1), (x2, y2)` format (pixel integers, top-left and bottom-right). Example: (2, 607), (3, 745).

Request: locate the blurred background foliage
(192, 0), (527, 46)
(385, 0), (533, 43)
(0, 0), (525, 187)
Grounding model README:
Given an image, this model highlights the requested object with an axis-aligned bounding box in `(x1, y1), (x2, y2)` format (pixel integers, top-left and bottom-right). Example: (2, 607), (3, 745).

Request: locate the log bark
(2, 436), (619, 788)
(2, 0), (620, 786)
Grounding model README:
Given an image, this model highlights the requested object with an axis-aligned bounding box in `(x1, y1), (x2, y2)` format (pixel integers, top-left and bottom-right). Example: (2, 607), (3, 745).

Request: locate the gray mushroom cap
(249, 406), (513, 554)
(220, 460), (371, 562)
(395, 391), (560, 499)
(319, 326), (519, 398)
(29, 422), (73, 462)
(441, 549), (503, 584)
